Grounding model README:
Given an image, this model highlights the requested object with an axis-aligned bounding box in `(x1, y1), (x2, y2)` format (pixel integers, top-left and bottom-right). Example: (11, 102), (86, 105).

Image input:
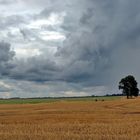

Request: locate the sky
(0, 0), (140, 98)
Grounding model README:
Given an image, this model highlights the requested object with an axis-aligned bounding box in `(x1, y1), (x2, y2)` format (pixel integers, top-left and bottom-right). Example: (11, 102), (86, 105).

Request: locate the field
(0, 96), (139, 140)
(0, 96), (121, 104)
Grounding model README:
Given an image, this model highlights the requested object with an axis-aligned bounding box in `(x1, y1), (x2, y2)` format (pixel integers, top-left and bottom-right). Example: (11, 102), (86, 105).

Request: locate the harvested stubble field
(0, 97), (139, 140)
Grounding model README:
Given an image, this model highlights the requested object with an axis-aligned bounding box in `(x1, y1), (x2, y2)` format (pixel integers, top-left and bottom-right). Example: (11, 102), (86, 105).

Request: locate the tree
(119, 75), (139, 99)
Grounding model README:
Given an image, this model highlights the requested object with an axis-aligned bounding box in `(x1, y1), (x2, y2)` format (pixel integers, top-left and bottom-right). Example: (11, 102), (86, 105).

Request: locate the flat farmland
(0, 97), (139, 140)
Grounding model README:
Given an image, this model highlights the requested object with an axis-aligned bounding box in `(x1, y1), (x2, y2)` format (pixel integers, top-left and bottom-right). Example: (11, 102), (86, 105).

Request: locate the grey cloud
(19, 28), (36, 41)
(0, 42), (15, 61)
(9, 57), (62, 81)
(0, 15), (29, 30)
(0, 79), (110, 98)
(0, 41), (15, 76)
(56, 0), (140, 85)
(0, 0), (17, 5)
(6, 1), (140, 84)
(1, 0), (140, 93)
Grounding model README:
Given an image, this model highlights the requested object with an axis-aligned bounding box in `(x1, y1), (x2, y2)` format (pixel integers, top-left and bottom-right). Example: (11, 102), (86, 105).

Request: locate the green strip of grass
(0, 98), (59, 104)
(0, 96), (122, 104)
(63, 96), (122, 102)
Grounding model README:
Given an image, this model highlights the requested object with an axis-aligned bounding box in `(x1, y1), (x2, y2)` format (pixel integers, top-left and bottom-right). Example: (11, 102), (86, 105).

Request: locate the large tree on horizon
(119, 75), (139, 99)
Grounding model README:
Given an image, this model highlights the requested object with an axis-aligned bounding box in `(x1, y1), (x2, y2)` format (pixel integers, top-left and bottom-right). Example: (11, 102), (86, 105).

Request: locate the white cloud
(0, 10), (66, 60)
(0, 0), (42, 16)
(15, 48), (42, 58)
(1, 92), (11, 98)
(0, 81), (11, 89)
(39, 31), (66, 41)
(64, 91), (88, 97)
(27, 13), (65, 29)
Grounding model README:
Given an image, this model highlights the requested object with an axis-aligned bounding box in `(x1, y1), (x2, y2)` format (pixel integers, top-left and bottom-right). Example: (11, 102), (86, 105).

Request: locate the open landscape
(0, 97), (139, 140)
(0, 0), (140, 140)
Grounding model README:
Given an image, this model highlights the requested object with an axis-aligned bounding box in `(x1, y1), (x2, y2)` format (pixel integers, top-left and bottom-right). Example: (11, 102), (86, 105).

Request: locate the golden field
(0, 97), (139, 140)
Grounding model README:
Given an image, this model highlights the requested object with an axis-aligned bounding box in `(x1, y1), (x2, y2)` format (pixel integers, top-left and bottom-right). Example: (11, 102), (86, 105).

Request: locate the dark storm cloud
(9, 57), (62, 82)
(0, 41), (15, 76)
(1, 0), (140, 89)
(56, 0), (140, 85)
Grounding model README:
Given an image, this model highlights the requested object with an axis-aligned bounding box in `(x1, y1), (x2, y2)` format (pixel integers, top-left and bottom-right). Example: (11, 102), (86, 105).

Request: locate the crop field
(0, 97), (139, 140)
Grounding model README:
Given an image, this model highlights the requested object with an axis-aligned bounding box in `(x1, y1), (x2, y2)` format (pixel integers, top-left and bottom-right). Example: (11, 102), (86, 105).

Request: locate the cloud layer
(0, 0), (140, 97)
(0, 41), (15, 77)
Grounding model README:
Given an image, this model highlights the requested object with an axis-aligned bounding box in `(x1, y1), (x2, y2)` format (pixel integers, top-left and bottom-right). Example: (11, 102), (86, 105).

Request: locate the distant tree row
(105, 94), (123, 96)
